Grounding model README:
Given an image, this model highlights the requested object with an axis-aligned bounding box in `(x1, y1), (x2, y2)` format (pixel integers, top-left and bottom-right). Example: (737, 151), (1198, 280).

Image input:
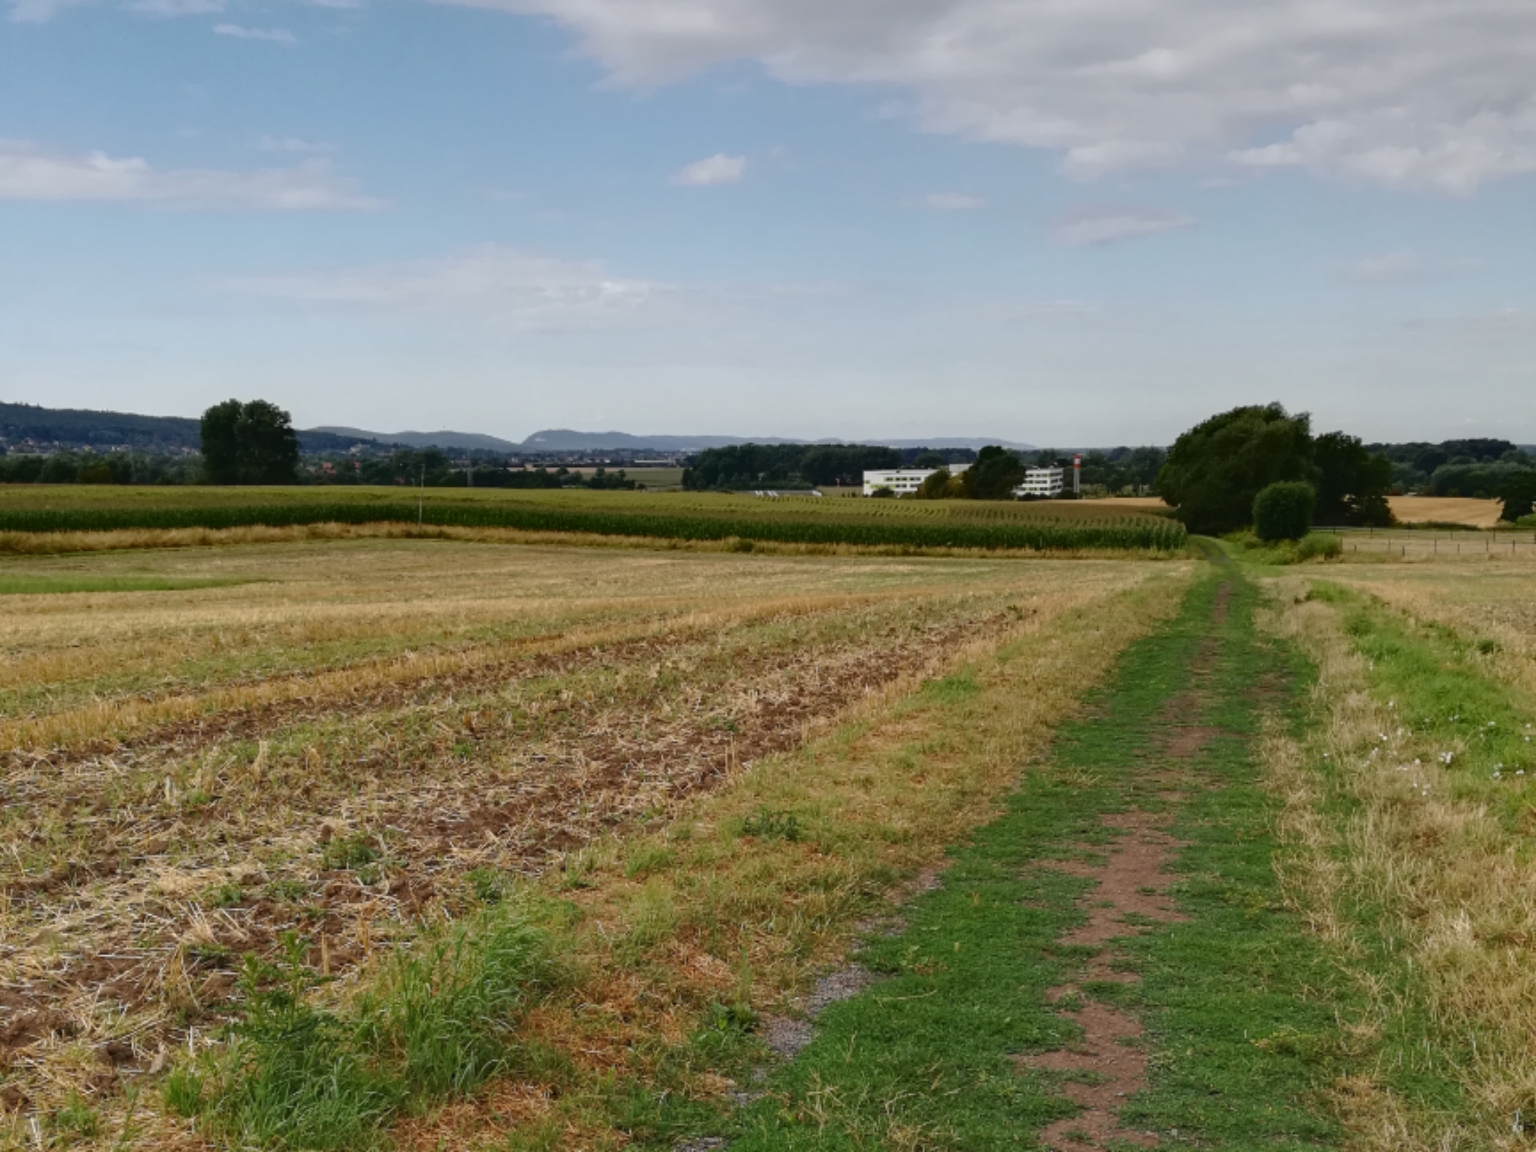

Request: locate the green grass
(1305, 581), (1536, 824)
(0, 484), (1187, 551)
(0, 574), (251, 594)
(721, 572), (1358, 1149)
(169, 910), (561, 1149)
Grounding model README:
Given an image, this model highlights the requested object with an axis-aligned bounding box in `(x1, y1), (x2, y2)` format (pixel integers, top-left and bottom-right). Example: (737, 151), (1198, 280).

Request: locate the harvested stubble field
(0, 537), (1185, 1148)
(1323, 527), (1536, 561)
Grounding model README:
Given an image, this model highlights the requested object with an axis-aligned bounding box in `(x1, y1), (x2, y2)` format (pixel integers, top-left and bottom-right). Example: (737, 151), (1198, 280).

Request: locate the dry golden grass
(1259, 574), (1536, 1151)
(1387, 495), (1506, 527)
(0, 537), (1190, 1148)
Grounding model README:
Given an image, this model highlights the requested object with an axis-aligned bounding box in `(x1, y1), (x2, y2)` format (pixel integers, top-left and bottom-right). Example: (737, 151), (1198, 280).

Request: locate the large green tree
(962, 446), (1026, 501)
(200, 399), (300, 484)
(1157, 403), (1314, 535)
(1501, 470), (1536, 523)
(1313, 432), (1394, 527)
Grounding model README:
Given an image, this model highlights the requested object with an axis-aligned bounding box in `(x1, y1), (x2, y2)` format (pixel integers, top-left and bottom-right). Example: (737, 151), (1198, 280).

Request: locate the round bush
(1253, 481), (1316, 541)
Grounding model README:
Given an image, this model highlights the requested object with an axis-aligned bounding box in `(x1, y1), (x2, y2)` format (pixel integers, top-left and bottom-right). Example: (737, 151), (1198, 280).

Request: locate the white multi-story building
(1013, 467), (1064, 498)
(862, 463), (969, 497)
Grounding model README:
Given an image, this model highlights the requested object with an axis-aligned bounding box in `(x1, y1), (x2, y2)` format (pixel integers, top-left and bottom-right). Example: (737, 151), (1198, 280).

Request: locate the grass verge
(1261, 574), (1536, 1149)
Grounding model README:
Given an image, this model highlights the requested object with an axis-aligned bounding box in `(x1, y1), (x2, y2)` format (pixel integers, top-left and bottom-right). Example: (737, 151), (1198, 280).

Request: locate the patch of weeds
(559, 850), (596, 891)
(702, 999), (757, 1036)
(48, 1092), (100, 1145)
(263, 879), (309, 905)
(208, 880), (246, 908)
(182, 789), (214, 812)
(261, 884), (308, 909)
(189, 911), (560, 1149)
(322, 832), (379, 873)
(465, 867), (508, 904)
(452, 741), (473, 760)
(162, 1067), (205, 1118)
(186, 942), (236, 969)
(921, 671), (981, 701)
(623, 842), (675, 879)
(738, 806), (805, 843)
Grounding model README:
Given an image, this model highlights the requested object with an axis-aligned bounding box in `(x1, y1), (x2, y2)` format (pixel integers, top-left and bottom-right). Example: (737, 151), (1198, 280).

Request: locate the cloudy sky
(3, 0), (1533, 445)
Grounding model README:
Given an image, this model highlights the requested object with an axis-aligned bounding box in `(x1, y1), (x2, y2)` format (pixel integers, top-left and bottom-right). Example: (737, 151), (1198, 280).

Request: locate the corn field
(0, 500), (1187, 551)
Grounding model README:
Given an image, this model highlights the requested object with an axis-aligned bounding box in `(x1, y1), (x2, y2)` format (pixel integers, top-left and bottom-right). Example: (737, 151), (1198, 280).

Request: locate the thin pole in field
(418, 463), (424, 529)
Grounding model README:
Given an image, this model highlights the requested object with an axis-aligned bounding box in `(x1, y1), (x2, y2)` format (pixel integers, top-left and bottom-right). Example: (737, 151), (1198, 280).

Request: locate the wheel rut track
(1019, 574), (1235, 1150)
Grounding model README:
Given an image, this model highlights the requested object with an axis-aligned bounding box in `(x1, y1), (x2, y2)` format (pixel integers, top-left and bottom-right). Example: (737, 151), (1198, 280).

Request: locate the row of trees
(1157, 404), (1392, 535)
(0, 451), (202, 486)
(1158, 403), (1536, 536)
(683, 444), (910, 490)
(1369, 439), (1533, 494)
(681, 441), (1167, 496)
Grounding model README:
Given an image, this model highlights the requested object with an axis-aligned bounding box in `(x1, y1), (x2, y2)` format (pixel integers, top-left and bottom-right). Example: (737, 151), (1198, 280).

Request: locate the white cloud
(7, 0), (85, 20)
(923, 192), (984, 210)
(1341, 251), (1423, 284)
(225, 246), (670, 329)
(671, 152), (746, 185)
(0, 140), (380, 210)
(213, 22), (294, 42)
(259, 136), (334, 154)
(438, 0), (1536, 193)
(1052, 208), (1193, 247)
(128, 0), (223, 14)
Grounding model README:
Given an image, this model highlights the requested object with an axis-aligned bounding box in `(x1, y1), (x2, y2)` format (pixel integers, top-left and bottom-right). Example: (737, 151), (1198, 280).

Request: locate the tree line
(680, 441), (1167, 495)
(1158, 403), (1536, 537)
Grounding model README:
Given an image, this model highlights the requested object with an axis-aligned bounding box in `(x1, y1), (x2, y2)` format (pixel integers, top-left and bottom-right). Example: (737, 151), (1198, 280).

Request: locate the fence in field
(1315, 526), (1536, 559)
(0, 502), (1189, 552)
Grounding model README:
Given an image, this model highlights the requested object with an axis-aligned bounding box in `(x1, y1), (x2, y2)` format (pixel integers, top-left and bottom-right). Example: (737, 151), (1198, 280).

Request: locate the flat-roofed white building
(1013, 467), (1064, 498)
(862, 463), (969, 497)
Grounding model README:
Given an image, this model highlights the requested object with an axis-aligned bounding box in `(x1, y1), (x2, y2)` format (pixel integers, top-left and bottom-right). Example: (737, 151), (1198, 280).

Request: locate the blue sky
(3, 0), (1533, 445)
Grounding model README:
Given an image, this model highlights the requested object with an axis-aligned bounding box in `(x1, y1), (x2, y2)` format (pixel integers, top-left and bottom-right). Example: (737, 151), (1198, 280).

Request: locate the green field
(0, 484), (1186, 552)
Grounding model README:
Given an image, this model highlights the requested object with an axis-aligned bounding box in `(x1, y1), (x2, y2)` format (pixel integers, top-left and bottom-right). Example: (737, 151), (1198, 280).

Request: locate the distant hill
(0, 401), (201, 451)
(2, 402), (1037, 457)
(516, 429), (1036, 452)
(313, 426), (1036, 453)
(311, 427), (520, 453)
(0, 402), (381, 454)
(520, 429), (799, 452)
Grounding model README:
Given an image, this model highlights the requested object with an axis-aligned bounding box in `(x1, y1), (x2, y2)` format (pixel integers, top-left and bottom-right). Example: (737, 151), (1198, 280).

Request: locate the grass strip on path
(724, 569), (1360, 1150)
